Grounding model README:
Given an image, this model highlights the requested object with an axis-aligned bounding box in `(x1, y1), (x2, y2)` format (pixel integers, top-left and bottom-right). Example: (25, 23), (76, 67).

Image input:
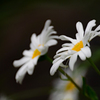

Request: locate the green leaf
(86, 85), (98, 100)
(82, 77), (98, 100)
(82, 77), (87, 95)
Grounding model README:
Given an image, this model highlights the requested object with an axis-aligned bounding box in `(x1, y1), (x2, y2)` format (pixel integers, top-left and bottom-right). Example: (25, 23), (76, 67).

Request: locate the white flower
(49, 67), (87, 100)
(50, 20), (96, 75)
(13, 20), (58, 84)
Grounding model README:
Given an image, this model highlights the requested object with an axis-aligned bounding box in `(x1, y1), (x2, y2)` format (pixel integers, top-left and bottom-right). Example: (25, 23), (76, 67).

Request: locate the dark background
(0, 0), (100, 100)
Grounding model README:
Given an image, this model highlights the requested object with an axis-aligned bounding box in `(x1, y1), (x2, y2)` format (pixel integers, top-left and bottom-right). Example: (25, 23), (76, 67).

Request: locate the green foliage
(82, 77), (98, 100)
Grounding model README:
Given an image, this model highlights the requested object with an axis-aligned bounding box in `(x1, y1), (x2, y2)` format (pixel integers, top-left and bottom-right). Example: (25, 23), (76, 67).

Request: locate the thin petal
(30, 43), (36, 50)
(53, 57), (61, 64)
(43, 20), (51, 31)
(13, 57), (31, 67)
(62, 43), (74, 47)
(60, 35), (77, 45)
(56, 47), (70, 54)
(81, 46), (91, 58)
(45, 39), (57, 46)
(49, 35), (59, 39)
(54, 52), (67, 59)
(76, 22), (84, 39)
(50, 59), (64, 75)
(31, 34), (38, 44)
(23, 50), (33, 57)
(69, 53), (78, 71)
(78, 51), (86, 61)
(27, 61), (34, 75)
(32, 56), (39, 65)
(15, 63), (28, 84)
(85, 20), (96, 34)
(95, 25), (100, 31)
(82, 33), (90, 46)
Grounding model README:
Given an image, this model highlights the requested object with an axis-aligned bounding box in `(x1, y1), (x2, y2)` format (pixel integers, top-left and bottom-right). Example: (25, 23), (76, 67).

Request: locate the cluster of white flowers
(13, 19), (100, 100)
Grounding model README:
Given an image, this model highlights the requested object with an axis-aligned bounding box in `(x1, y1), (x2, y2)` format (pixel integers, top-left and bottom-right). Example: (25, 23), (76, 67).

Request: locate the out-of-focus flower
(13, 20), (58, 84)
(49, 67), (87, 100)
(50, 20), (100, 75)
(0, 94), (11, 100)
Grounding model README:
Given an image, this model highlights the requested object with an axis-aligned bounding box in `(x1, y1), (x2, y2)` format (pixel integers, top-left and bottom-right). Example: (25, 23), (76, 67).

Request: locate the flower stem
(45, 55), (81, 91)
(46, 55), (91, 100)
(58, 67), (81, 92)
(45, 54), (53, 63)
(87, 58), (100, 76)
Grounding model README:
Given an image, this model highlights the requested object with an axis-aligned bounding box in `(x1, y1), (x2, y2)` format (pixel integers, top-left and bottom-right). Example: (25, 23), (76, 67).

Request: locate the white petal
(30, 43), (36, 50)
(15, 63), (28, 84)
(56, 47), (70, 54)
(45, 39), (57, 46)
(60, 35), (77, 45)
(43, 20), (51, 31)
(54, 52), (67, 59)
(50, 59), (64, 75)
(53, 57), (61, 64)
(27, 61), (34, 75)
(62, 43), (74, 47)
(82, 33), (90, 46)
(76, 33), (80, 41)
(32, 56), (39, 65)
(85, 20), (96, 34)
(31, 34), (39, 48)
(13, 57), (31, 67)
(78, 51), (86, 61)
(95, 25), (100, 31)
(23, 50), (33, 57)
(69, 53), (78, 71)
(76, 22), (84, 39)
(40, 20), (51, 43)
(81, 46), (91, 58)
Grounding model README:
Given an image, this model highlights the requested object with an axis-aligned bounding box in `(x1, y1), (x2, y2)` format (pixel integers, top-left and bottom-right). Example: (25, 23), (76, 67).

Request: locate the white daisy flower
(13, 20), (58, 84)
(50, 20), (97, 75)
(75, 19), (100, 42)
(49, 67), (87, 100)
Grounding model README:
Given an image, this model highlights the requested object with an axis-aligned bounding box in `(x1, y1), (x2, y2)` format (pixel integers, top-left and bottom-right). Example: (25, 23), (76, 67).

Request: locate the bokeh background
(0, 0), (100, 100)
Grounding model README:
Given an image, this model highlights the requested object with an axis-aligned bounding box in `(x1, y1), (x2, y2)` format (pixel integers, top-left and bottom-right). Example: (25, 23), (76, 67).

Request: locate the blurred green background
(0, 0), (100, 100)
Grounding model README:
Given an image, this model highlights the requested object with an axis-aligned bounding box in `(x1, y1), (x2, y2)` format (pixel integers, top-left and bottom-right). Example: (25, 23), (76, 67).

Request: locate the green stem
(58, 67), (82, 92)
(87, 58), (100, 76)
(45, 55), (81, 91)
(46, 55), (92, 100)
(45, 54), (53, 63)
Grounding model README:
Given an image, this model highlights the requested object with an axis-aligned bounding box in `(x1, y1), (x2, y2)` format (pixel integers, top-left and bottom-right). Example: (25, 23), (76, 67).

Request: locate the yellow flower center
(72, 41), (83, 52)
(65, 82), (75, 91)
(32, 49), (41, 59)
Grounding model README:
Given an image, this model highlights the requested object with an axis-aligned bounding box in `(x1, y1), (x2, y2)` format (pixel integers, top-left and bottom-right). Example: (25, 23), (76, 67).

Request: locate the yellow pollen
(38, 44), (44, 47)
(65, 82), (75, 91)
(72, 41), (83, 52)
(32, 49), (41, 59)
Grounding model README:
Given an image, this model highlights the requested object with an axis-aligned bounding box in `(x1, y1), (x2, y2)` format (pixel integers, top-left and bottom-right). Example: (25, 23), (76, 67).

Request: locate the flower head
(49, 67), (87, 100)
(13, 20), (58, 84)
(50, 20), (98, 75)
